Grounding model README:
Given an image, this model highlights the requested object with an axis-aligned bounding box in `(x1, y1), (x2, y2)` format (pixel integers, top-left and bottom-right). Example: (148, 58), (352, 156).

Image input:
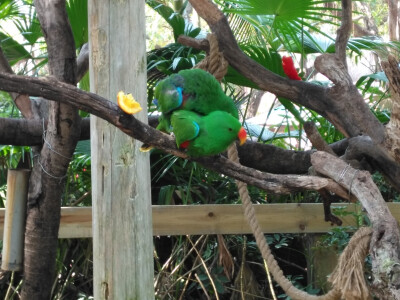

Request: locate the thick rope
(194, 34), (229, 82)
(329, 226), (373, 300)
(197, 33), (372, 300)
(227, 144), (341, 300)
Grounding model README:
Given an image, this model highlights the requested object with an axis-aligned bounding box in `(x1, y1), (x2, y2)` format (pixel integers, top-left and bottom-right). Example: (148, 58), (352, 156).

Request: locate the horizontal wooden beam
(0, 203), (399, 238)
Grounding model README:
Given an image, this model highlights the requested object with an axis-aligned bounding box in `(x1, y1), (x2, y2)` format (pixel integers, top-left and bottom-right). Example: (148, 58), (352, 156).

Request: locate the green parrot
(154, 69), (239, 132)
(171, 110), (247, 157)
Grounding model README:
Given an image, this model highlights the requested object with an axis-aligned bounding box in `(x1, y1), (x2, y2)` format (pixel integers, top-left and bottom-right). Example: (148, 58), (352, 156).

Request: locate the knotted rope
(196, 33), (373, 300)
(194, 34), (229, 82)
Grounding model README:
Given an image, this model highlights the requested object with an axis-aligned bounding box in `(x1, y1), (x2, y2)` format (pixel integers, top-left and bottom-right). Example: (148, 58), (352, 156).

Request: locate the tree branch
(77, 43), (89, 82)
(336, 0), (352, 68)
(0, 46), (37, 119)
(183, 0), (386, 144)
(0, 114), (313, 174)
(311, 151), (400, 298)
(342, 135), (400, 191)
(381, 55), (400, 163)
(22, 0), (81, 298)
(0, 118), (90, 146)
(0, 72), (349, 197)
(304, 121), (336, 155)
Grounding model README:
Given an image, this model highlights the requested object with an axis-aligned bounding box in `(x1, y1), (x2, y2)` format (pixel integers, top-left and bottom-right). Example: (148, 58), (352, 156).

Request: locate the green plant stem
(4, 271), (14, 300)
(188, 236), (220, 300)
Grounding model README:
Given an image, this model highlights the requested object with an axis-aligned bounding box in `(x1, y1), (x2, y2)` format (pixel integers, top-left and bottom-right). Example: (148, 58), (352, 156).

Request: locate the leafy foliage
(0, 0), (399, 298)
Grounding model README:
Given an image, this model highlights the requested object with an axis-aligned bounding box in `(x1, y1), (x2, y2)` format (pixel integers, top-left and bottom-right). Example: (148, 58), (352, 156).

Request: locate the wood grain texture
(89, 0), (153, 299)
(0, 204), (398, 238)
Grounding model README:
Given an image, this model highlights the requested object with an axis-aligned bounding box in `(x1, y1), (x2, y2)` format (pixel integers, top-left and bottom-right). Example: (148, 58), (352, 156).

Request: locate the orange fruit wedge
(117, 91), (142, 114)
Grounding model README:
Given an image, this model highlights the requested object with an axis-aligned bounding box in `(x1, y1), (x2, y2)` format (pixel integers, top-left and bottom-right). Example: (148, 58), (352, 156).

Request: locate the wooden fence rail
(1, 203), (399, 239)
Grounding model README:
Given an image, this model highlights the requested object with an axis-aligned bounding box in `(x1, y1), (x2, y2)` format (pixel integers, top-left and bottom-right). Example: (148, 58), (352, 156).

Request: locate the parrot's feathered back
(154, 69), (239, 131)
(171, 110), (246, 157)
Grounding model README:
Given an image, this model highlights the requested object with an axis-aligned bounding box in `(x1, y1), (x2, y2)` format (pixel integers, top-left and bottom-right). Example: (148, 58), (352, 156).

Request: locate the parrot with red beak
(171, 110), (246, 157)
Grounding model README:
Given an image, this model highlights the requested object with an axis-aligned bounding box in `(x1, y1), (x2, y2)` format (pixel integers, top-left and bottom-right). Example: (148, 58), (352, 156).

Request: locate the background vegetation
(0, 0), (398, 298)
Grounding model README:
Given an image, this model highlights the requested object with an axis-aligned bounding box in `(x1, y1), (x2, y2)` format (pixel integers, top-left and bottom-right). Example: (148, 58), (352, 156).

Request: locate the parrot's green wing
(187, 111), (242, 156)
(177, 69), (239, 119)
(170, 110), (202, 148)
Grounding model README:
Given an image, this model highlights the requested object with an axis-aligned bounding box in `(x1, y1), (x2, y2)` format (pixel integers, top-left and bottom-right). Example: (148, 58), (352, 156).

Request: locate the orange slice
(117, 91), (142, 114)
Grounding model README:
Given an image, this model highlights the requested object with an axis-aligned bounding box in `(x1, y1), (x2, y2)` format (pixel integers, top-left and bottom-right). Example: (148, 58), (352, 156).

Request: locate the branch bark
(21, 1), (81, 299)
(0, 118), (90, 146)
(76, 43), (89, 82)
(0, 115), (313, 174)
(186, 0), (385, 144)
(0, 72), (350, 198)
(312, 151), (400, 298)
(0, 46), (37, 119)
(335, 0), (352, 68)
(382, 55), (400, 164)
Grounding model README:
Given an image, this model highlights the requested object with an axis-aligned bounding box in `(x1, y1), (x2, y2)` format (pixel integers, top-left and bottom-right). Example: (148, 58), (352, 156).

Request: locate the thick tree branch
(0, 115), (313, 174)
(304, 121), (336, 155)
(336, 0), (352, 68)
(77, 43), (89, 82)
(237, 141), (312, 174)
(314, 54), (353, 87)
(0, 72), (349, 198)
(342, 135), (400, 191)
(312, 151), (400, 298)
(22, 0), (81, 298)
(182, 1), (386, 144)
(0, 46), (37, 119)
(382, 55), (400, 163)
(0, 46), (13, 74)
(0, 118), (90, 145)
(0, 118), (43, 145)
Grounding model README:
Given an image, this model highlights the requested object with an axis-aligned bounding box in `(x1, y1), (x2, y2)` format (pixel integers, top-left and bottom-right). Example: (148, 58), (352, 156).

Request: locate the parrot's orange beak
(238, 127), (247, 146)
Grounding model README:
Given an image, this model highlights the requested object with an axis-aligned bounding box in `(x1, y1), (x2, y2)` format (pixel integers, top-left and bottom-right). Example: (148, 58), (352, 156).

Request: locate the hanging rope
(195, 33), (373, 300)
(194, 34), (229, 82)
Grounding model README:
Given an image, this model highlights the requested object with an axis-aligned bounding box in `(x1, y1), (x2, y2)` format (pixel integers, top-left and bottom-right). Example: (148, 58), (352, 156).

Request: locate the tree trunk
(387, 0), (399, 41)
(89, 0), (154, 298)
(246, 89), (264, 118)
(21, 1), (81, 299)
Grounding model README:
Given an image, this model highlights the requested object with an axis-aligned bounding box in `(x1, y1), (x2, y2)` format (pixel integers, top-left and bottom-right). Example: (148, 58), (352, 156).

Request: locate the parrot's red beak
(238, 127), (247, 146)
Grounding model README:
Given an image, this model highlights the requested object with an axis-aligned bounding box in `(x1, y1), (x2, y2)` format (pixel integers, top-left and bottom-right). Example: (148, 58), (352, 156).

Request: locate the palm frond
(218, 0), (340, 53)
(225, 45), (284, 88)
(0, 0), (21, 21)
(66, 0), (88, 48)
(146, 0), (185, 41)
(0, 32), (32, 65)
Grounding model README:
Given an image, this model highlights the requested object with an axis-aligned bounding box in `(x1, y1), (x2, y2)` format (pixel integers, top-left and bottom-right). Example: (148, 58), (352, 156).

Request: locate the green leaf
(221, 0), (340, 53)
(10, 2), (42, 46)
(0, 32), (32, 65)
(146, 0), (185, 41)
(0, 0), (20, 21)
(223, 0), (314, 20)
(224, 45), (284, 88)
(66, 0), (89, 48)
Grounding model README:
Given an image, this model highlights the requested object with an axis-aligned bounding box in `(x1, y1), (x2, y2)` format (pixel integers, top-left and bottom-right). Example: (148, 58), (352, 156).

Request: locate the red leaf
(282, 56), (302, 81)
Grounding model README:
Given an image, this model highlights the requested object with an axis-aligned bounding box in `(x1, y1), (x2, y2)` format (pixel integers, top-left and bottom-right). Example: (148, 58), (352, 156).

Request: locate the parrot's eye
(228, 128), (233, 131)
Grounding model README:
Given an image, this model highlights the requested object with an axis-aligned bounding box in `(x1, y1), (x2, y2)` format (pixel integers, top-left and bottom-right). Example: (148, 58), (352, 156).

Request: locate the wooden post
(2, 169), (30, 271)
(88, 0), (154, 299)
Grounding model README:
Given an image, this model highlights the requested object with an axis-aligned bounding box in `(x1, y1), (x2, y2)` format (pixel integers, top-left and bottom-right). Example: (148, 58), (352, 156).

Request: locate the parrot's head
(237, 127), (247, 146)
(154, 79), (184, 113)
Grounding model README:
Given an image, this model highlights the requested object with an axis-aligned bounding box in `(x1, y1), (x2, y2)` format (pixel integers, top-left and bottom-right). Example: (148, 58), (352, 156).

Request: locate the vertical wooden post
(2, 169), (30, 271)
(88, 1), (154, 299)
